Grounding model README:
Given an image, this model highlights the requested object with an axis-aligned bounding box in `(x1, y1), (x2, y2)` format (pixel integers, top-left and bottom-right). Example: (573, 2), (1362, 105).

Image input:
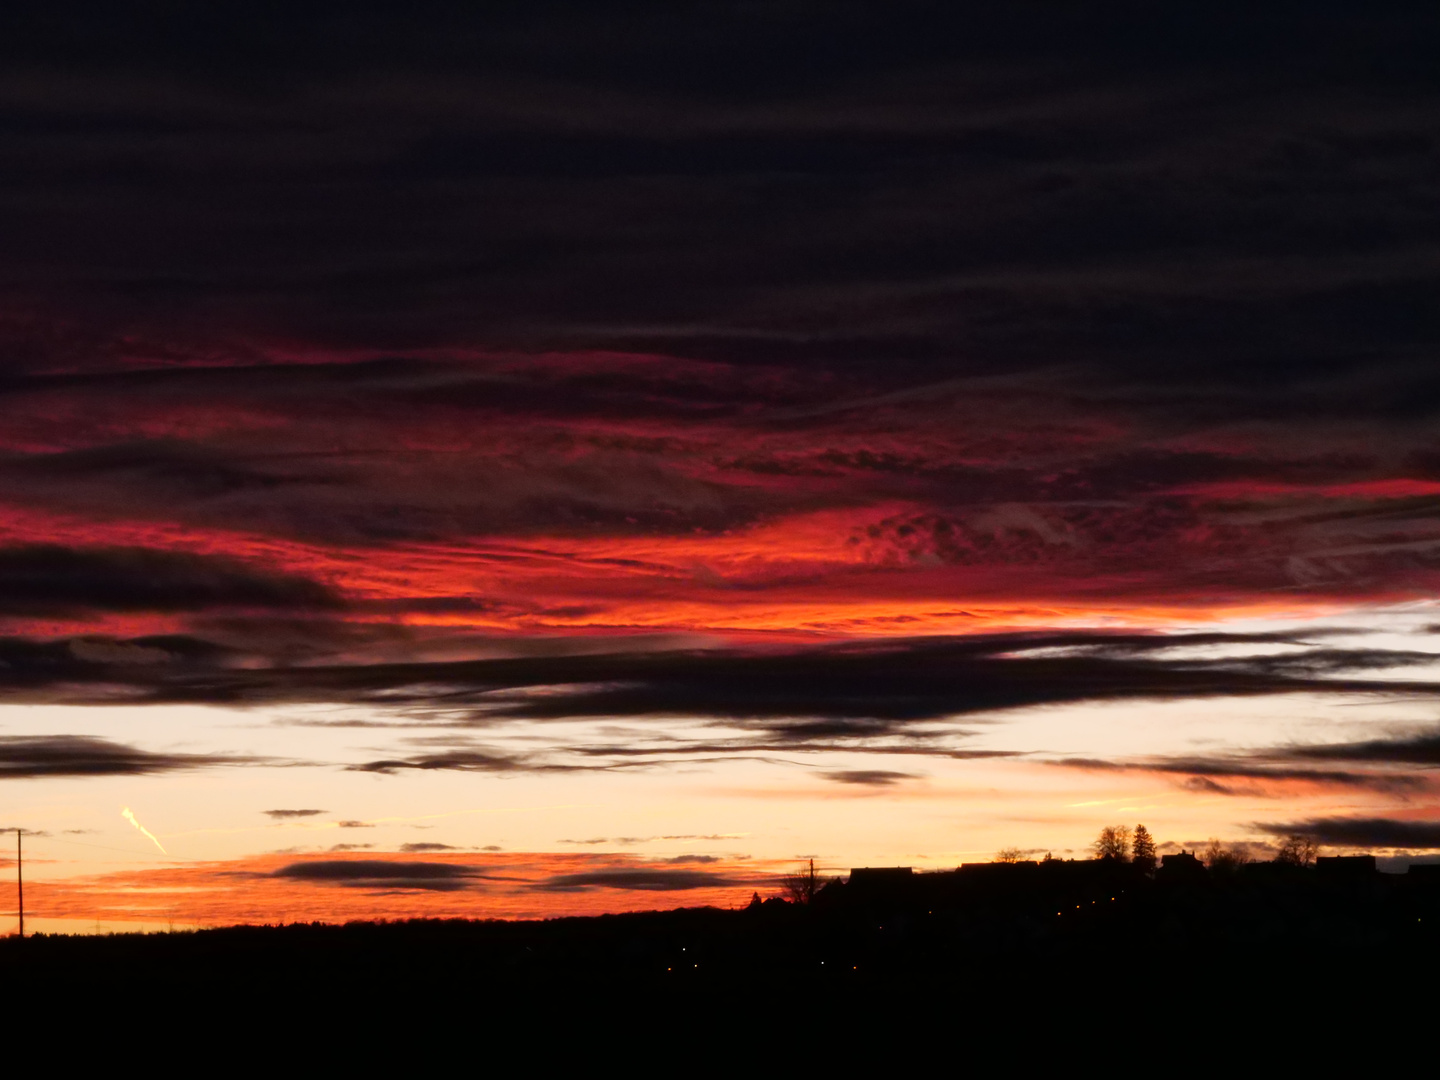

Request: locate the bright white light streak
(121, 806), (168, 854)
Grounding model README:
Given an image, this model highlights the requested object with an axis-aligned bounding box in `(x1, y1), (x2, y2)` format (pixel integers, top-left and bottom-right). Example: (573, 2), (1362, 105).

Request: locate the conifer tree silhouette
(1132, 824), (1156, 873)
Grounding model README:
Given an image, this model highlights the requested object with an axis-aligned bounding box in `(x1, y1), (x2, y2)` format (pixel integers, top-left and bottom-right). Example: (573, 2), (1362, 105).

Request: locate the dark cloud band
(0, 545), (339, 615)
(1255, 818), (1440, 851)
(271, 859), (484, 891)
(3, 629), (1438, 727)
(0, 735), (257, 778)
(536, 868), (748, 892)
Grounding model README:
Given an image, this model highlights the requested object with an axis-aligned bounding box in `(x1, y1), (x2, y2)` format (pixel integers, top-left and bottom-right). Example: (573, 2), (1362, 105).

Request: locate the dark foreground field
(3, 861), (1436, 1050)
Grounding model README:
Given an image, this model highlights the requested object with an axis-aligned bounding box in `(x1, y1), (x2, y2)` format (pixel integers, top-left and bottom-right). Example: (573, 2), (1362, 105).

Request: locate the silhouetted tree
(994, 847), (1022, 864)
(1204, 838), (1249, 874)
(1274, 834), (1318, 867)
(1093, 825), (1132, 861)
(782, 859), (822, 905)
(1131, 824), (1156, 873)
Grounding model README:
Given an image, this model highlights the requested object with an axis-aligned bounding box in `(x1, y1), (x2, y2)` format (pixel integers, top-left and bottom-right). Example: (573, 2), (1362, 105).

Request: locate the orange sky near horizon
(8, 850), (781, 933)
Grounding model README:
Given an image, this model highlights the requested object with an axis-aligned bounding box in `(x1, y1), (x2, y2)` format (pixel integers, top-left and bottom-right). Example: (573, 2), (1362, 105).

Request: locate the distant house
(1316, 855), (1377, 877)
(848, 866), (914, 889)
(1157, 851), (1205, 879)
(1409, 863), (1440, 887)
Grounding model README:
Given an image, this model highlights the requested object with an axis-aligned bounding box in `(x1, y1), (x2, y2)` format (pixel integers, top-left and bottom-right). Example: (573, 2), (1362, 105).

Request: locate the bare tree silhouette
(994, 847), (1023, 864)
(782, 859), (822, 905)
(1092, 825), (1132, 862)
(1204, 838), (1250, 874)
(1274, 834), (1319, 867)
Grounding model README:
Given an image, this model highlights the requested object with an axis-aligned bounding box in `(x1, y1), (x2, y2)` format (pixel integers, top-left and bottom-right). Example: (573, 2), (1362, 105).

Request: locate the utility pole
(13, 828), (20, 940)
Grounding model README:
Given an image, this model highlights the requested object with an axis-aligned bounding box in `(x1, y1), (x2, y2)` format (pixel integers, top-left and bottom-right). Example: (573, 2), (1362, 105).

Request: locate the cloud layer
(0, 5), (1431, 647)
(0, 735), (257, 779)
(2, 4), (1440, 884)
(1256, 817), (1440, 850)
(1, 628), (1433, 720)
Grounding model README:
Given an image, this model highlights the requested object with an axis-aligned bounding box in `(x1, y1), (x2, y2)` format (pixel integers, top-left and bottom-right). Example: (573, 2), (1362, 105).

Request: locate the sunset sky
(4, 2), (1440, 932)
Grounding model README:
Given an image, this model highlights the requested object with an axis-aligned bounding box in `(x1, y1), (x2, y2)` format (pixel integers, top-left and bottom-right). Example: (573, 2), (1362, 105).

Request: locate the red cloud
(0, 350), (1433, 651)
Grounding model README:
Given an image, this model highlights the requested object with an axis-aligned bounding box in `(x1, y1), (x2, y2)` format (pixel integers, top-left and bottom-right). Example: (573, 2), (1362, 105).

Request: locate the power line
(0, 830), (172, 858)
(29, 834), (169, 858)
